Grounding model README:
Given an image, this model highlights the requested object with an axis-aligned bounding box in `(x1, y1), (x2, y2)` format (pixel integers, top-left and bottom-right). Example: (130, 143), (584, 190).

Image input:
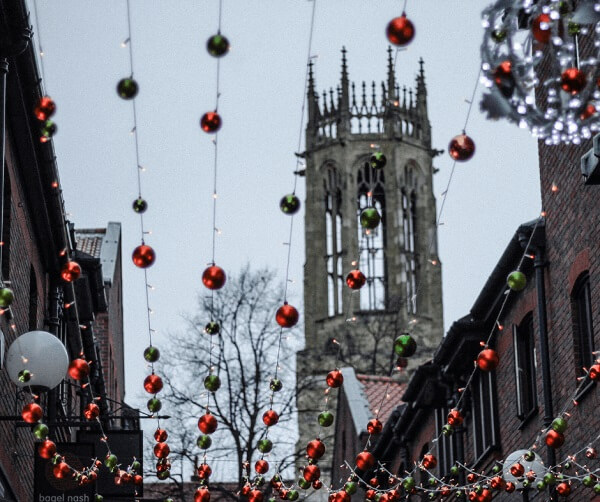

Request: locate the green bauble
(254, 476), (265, 487)
(507, 271), (526, 291)
(204, 374), (221, 392)
(205, 321), (220, 335)
(257, 438), (273, 453)
(568, 22), (581, 35)
(287, 490), (299, 501)
(157, 470), (170, 480)
(270, 378), (283, 392)
(104, 454), (118, 469)
(402, 476), (415, 491)
(298, 478), (311, 490)
(360, 208), (381, 230)
(491, 29), (507, 42)
(131, 460), (141, 473)
(197, 435), (212, 449)
(133, 197), (148, 214)
(370, 152), (387, 169)
(147, 397), (162, 413)
(144, 346), (160, 362)
(450, 465), (460, 476)
(442, 424), (453, 436)
(207, 34), (230, 57)
(33, 423), (49, 439)
(428, 477), (438, 487)
(318, 411), (334, 427)
(41, 120), (57, 139)
(0, 287), (14, 308)
(393, 333), (417, 357)
(117, 78), (138, 99)
(521, 480), (530, 489)
(543, 473), (555, 485)
(344, 482), (357, 495)
(280, 194), (301, 215)
(594, 483), (600, 495)
(165, 499), (175, 502)
(491, 464), (501, 474)
(536, 481), (546, 491)
(18, 370), (31, 383)
(524, 451), (535, 461)
(51, 454), (61, 465)
(583, 475), (595, 487)
(428, 493), (437, 501)
(551, 417), (568, 433)
(95, 496), (104, 502)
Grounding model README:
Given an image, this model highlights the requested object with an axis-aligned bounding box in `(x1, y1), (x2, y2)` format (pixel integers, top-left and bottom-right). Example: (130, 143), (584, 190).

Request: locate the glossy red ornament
(386, 14), (415, 46)
(532, 13), (552, 43)
(466, 473), (478, 483)
(61, 261), (81, 282)
(326, 369), (344, 388)
(447, 409), (463, 427)
(478, 489), (492, 502)
(365, 490), (376, 501)
(477, 348), (499, 371)
(34, 96), (56, 121)
(255, 459), (269, 474)
(312, 480), (323, 490)
(561, 68), (587, 94)
(202, 265), (226, 290)
(154, 428), (168, 442)
(346, 270), (366, 290)
(84, 403), (100, 420)
(589, 362), (600, 381)
(355, 451), (375, 471)
(68, 358), (90, 380)
(303, 464), (321, 482)
(276, 303), (299, 328)
(448, 133), (475, 162)
(493, 60), (515, 98)
(195, 487), (211, 502)
(581, 104), (596, 120)
(197, 463), (212, 479)
(249, 490), (264, 502)
(367, 419), (382, 435)
(586, 447), (597, 459)
(505, 482), (515, 493)
(53, 462), (71, 479)
(198, 413), (218, 434)
(421, 454), (437, 470)
(556, 482), (570, 496)
(200, 112), (222, 133)
(154, 442), (170, 458)
(144, 374), (164, 394)
(22, 403), (43, 423)
(306, 438), (325, 459)
(490, 476), (504, 490)
(38, 439), (57, 459)
(545, 429), (565, 448)
(132, 245), (156, 268)
(510, 462), (524, 477)
(263, 409), (279, 427)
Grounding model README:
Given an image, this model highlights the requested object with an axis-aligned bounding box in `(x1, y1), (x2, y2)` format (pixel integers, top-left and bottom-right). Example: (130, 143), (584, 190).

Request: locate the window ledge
(574, 378), (595, 402)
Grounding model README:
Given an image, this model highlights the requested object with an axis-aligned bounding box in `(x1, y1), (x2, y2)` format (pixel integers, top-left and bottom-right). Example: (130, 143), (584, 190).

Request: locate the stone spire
(416, 57), (427, 113)
(387, 46), (396, 104)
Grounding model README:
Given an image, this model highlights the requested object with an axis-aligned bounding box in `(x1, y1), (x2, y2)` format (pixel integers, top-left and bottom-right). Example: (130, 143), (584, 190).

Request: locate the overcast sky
(29, 0), (540, 437)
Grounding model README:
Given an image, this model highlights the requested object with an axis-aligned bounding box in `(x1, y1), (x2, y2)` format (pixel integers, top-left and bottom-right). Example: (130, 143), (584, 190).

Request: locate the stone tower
(296, 48), (443, 489)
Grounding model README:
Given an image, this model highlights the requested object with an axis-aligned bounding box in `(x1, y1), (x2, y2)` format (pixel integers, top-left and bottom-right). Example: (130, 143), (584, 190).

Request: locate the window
(572, 272), (595, 394)
(357, 162), (386, 310)
(471, 371), (499, 462)
(434, 407), (456, 476)
(1, 164), (10, 281)
(401, 187), (417, 314)
(513, 313), (537, 420)
(325, 167), (344, 317)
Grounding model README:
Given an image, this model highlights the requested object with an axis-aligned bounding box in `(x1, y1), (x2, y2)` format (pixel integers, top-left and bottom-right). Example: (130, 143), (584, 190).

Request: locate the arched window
(357, 162), (386, 310)
(402, 165), (418, 314)
(325, 166), (343, 317)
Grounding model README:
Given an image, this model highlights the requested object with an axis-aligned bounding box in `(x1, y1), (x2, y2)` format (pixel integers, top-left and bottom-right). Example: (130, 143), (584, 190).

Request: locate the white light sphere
(6, 330), (69, 390)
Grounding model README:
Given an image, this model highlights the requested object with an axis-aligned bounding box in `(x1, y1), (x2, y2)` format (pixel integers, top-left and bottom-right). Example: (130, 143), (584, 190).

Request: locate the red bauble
(255, 459), (269, 474)
(386, 14), (415, 46)
(312, 480), (323, 490)
(556, 482), (571, 496)
(275, 303), (299, 328)
(195, 487), (211, 502)
(200, 112), (222, 133)
(38, 439), (57, 459)
(448, 133), (475, 162)
(561, 68), (587, 94)
(249, 490), (264, 502)
(22, 403), (43, 423)
(581, 104), (596, 120)
(545, 429), (565, 448)
(505, 482), (515, 493)
(355, 451), (375, 471)
(61, 261), (81, 282)
(202, 265), (226, 290)
(346, 269), (366, 290)
(477, 348), (499, 371)
(334, 491), (351, 502)
(303, 464), (321, 482)
(421, 454), (437, 470)
(154, 428), (168, 442)
(586, 447), (597, 459)
(68, 358), (90, 380)
(447, 409), (463, 427)
(133, 474), (143, 485)
(478, 489), (492, 502)
(263, 409), (279, 427)
(306, 438), (325, 459)
(367, 418), (382, 435)
(84, 403), (100, 420)
(154, 442), (170, 458)
(365, 490), (376, 501)
(34, 96), (56, 121)
(53, 462), (71, 479)
(144, 374), (164, 394)
(197, 463), (212, 479)
(198, 413), (218, 434)
(132, 245), (156, 268)
(589, 362), (600, 381)
(493, 60), (515, 98)
(532, 13), (552, 43)
(326, 369), (344, 388)
(490, 476), (504, 490)
(466, 473), (478, 483)
(509, 462), (524, 477)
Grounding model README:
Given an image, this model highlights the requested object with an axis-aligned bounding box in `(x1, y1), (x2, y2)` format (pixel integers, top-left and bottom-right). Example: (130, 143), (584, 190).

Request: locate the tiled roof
(75, 229), (106, 259)
(355, 373), (406, 424)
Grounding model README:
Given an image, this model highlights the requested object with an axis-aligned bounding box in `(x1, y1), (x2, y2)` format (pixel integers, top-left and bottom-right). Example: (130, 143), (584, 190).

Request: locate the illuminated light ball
(200, 111), (222, 133)
(476, 348), (499, 371)
(0, 287), (14, 308)
(307, 438), (325, 459)
(40, 120), (57, 142)
(22, 403), (43, 423)
(202, 265), (226, 290)
(532, 13), (552, 43)
(312, 480), (323, 490)
(551, 417), (568, 433)
(346, 269), (366, 290)
(198, 413), (218, 434)
(207, 33), (230, 57)
(303, 464), (321, 482)
(204, 374), (221, 392)
(257, 438), (273, 453)
(545, 429), (565, 448)
(68, 359), (90, 380)
(560, 68), (587, 95)
(447, 409), (463, 427)
(393, 333), (417, 357)
(147, 397), (162, 413)
(33, 423), (49, 439)
(275, 303), (299, 328)
(493, 60), (515, 98)
(53, 461), (71, 479)
(143, 345), (160, 362)
(195, 487), (211, 502)
(510, 462), (524, 477)
(132, 197), (147, 214)
(386, 14), (415, 46)
(507, 270), (526, 291)
(262, 409), (279, 427)
(61, 261), (81, 282)
(581, 104), (597, 121)
(326, 369), (344, 388)
(154, 428), (168, 443)
(132, 244), (156, 268)
(370, 152), (387, 169)
(255, 459), (269, 474)
(355, 451), (375, 471)
(367, 419), (382, 435)
(153, 442), (170, 459)
(38, 439), (57, 459)
(117, 78), (139, 99)
(586, 447), (597, 459)
(280, 194), (301, 215)
(83, 403), (100, 420)
(589, 362), (600, 381)
(421, 454), (437, 470)
(34, 96), (56, 121)
(18, 370), (31, 383)
(491, 29), (507, 43)
(204, 321), (220, 335)
(270, 378), (283, 392)
(249, 490), (264, 502)
(448, 133), (475, 162)
(360, 207), (381, 229)
(144, 374), (163, 394)
(197, 435), (212, 449)
(556, 482), (570, 497)
(318, 411), (334, 427)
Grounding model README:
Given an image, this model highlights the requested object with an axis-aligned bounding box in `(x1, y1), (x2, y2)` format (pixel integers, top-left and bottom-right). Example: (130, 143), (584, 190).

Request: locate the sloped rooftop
(356, 373), (406, 424)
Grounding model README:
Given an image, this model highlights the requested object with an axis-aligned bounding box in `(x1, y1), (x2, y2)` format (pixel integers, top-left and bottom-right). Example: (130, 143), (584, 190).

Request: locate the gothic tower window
(357, 162), (386, 310)
(402, 165), (418, 314)
(325, 166), (343, 317)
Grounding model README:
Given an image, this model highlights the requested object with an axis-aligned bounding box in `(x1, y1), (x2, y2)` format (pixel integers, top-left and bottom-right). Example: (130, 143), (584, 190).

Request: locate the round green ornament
(207, 34), (230, 57)
(280, 194), (301, 215)
(205, 321), (220, 335)
(33, 423), (49, 439)
(204, 374), (221, 393)
(0, 287), (14, 308)
(551, 417), (568, 433)
(344, 482), (357, 495)
(257, 438), (273, 453)
(143, 346), (160, 363)
(543, 473), (556, 485)
(197, 435), (212, 449)
(104, 454), (118, 469)
(157, 470), (170, 480)
(536, 481), (546, 491)
(95, 496), (104, 502)
(442, 424), (453, 436)
(147, 397), (162, 413)
(318, 411), (334, 427)
(18, 370), (31, 383)
(360, 208), (381, 230)
(583, 475), (595, 487)
(394, 333), (417, 357)
(270, 378), (282, 392)
(41, 120), (57, 139)
(131, 460), (141, 473)
(298, 478), (310, 490)
(491, 29), (507, 42)
(287, 490), (299, 501)
(594, 483), (600, 495)
(402, 476), (415, 491)
(370, 152), (387, 169)
(117, 78), (138, 99)
(133, 197), (147, 214)
(507, 271), (526, 291)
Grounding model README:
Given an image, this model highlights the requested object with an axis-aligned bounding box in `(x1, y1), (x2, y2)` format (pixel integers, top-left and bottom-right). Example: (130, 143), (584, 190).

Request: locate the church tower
(296, 48), (443, 486)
